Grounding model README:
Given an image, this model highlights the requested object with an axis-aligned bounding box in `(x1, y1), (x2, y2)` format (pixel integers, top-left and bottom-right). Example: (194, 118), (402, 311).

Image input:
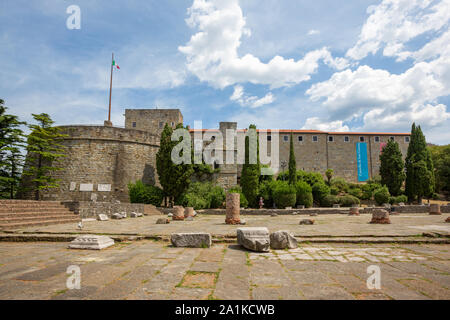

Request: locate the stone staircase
(0, 200), (80, 230)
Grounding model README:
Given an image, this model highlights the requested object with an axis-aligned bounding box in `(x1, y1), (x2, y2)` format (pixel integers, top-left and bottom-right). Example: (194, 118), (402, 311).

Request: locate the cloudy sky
(1, 0), (449, 144)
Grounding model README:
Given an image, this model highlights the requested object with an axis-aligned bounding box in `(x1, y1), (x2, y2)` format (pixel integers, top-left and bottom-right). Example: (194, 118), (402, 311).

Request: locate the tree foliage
(240, 124), (260, 207)
(428, 144), (450, 193)
(288, 132), (297, 185)
(379, 139), (405, 196)
(0, 99), (26, 199)
(405, 123), (434, 203)
(22, 113), (67, 200)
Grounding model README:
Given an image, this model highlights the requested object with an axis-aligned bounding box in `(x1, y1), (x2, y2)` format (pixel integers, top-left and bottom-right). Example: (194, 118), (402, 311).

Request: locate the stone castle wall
(36, 125), (160, 202)
(124, 109), (183, 136)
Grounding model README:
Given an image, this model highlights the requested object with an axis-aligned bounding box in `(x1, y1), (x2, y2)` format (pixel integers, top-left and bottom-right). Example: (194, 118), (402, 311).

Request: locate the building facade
(25, 108), (410, 202)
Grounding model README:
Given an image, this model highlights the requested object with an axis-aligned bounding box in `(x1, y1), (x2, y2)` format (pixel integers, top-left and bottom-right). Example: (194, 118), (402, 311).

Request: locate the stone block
(270, 230), (298, 249)
(171, 233), (211, 248)
(130, 212), (143, 218)
(112, 213), (123, 219)
(68, 235), (114, 250)
(156, 218), (170, 224)
(333, 204), (340, 208)
(185, 207), (195, 218)
(173, 206), (185, 221)
(270, 213), (278, 217)
(226, 193), (241, 224)
(97, 214), (108, 221)
(370, 209), (391, 224)
(297, 205), (305, 209)
(349, 207), (360, 216)
(237, 227), (270, 252)
(186, 216), (194, 221)
(445, 217), (450, 223)
(429, 204), (441, 215)
(299, 219), (314, 225)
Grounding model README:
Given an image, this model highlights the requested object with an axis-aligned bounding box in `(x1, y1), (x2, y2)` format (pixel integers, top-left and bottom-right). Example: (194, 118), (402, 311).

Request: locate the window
(328, 136), (334, 142)
(298, 136), (303, 142)
(211, 135), (216, 141)
(312, 136), (318, 142)
(132, 122), (136, 128)
(171, 122), (175, 127)
(405, 136), (410, 143)
(390, 136), (395, 141)
(374, 136), (380, 142)
(214, 161), (220, 170)
(359, 136), (365, 142)
(283, 135), (289, 142)
(344, 136), (349, 142)
(267, 135), (272, 141)
(159, 122), (163, 129)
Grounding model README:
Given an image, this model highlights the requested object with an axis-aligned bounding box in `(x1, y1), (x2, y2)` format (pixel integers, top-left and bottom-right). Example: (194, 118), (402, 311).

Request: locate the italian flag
(112, 60), (120, 69)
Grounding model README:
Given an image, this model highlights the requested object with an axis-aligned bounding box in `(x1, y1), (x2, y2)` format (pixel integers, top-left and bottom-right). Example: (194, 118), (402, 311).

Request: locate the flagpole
(108, 52), (114, 123)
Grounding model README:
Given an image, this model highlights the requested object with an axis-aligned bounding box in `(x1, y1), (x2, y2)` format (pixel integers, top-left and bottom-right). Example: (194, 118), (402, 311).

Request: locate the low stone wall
(158, 205), (450, 215)
(62, 201), (163, 219)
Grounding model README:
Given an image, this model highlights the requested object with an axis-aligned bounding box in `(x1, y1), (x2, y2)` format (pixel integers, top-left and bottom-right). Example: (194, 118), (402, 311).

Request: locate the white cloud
(346, 0), (450, 61)
(302, 117), (349, 132)
(179, 0), (348, 89)
(307, 29), (320, 36)
(230, 85), (275, 108)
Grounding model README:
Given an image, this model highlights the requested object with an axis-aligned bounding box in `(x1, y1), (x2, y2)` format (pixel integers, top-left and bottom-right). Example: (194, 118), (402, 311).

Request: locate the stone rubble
(299, 219), (315, 225)
(237, 227), (270, 252)
(170, 233), (212, 248)
(370, 209), (391, 224)
(270, 230), (298, 249)
(68, 235), (114, 250)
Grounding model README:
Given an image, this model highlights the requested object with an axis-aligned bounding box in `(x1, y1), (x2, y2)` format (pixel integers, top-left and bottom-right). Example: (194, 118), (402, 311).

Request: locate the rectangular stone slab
(68, 235), (115, 250)
(171, 233), (212, 248)
(237, 227), (270, 252)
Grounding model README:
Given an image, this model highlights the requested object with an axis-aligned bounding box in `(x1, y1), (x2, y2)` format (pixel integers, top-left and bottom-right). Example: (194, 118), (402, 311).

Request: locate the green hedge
(374, 186), (390, 205)
(339, 195), (360, 206)
(272, 181), (296, 209)
(295, 181), (313, 208)
(321, 195), (339, 207)
(312, 182), (330, 204)
(128, 181), (164, 206)
(179, 182), (226, 210)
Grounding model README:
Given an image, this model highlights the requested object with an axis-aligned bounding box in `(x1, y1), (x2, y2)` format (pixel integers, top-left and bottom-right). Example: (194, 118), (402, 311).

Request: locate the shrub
(330, 177), (349, 193)
(128, 181), (164, 206)
(301, 171), (325, 186)
(312, 182), (330, 204)
(388, 196), (396, 205)
(321, 195), (339, 207)
(374, 186), (390, 205)
(330, 186), (339, 195)
(295, 181), (313, 208)
(228, 186), (249, 208)
(179, 182), (226, 210)
(259, 180), (277, 208)
(339, 195), (360, 207)
(395, 195), (407, 204)
(348, 187), (363, 199)
(272, 181), (297, 209)
(361, 183), (380, 200)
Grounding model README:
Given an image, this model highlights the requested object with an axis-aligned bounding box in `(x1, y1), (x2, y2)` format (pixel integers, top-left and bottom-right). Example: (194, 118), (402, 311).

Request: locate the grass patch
(53, 289), (68, 296)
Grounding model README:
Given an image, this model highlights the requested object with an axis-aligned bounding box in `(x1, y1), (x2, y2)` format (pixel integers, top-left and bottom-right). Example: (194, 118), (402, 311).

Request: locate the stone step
(0, 218), (80, 230)
(0, 203), (66, 209)
(0, 211), (75, 218)
(0, 215), (78, 224)
(0, 208), (68, 215)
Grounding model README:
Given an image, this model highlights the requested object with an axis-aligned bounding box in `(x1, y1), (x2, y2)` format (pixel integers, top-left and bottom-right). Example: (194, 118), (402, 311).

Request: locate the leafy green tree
(288, 132), (297, 185)
(379, 139), (405, 196)
(0, 99), (26, 199)
(156, 123), (193, 206)
(22, 113), (67, 200)
(405, 123), (434, 203)
(429, 144), (450, 192)
(240, 124), (260, 207)
(325, 169), (334, 186)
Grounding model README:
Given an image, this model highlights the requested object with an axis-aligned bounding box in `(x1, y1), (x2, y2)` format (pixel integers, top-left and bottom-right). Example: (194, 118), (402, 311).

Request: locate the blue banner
(356, 142), (369, 182)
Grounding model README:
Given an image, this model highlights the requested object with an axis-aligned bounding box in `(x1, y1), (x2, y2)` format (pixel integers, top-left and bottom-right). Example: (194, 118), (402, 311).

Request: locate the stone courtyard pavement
(6, 213), (450, 238)
(0, 241), (449, 300)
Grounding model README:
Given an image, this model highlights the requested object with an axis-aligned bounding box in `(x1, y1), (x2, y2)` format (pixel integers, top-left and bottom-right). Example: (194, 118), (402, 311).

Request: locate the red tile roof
(188, 129), (410, 135)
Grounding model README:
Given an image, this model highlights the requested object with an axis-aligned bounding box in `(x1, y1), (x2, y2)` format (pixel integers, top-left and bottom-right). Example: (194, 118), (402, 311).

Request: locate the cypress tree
(241, 124), (260, 208)
(405, 123), (434, 203)
(0, 99), (26, 199)
(288, 132), (297, 185)
(22, 113), (67, 200)
(379, 139), (405, 196)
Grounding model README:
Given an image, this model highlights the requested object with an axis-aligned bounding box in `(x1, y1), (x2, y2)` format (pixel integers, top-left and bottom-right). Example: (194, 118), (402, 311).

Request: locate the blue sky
(1, 0), (449, 144)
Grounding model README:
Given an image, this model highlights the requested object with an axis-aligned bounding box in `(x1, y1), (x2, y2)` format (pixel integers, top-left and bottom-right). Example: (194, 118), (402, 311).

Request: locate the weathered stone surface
(333, 204), (340, 208)
(120, 212), (127, 218)
(156, 218), (170, 224)
(299, 219), (315, 225)
(97, 214), (108, 221)
(310, 213), (318, 217)
(349, 207), (360, 216)
(167, 213), (173, 218)
(370, 209), (391, 224)
(112, 213), (123, 219)
(271, 213), (278, 217)
(186, 216), (194, 221)
(297, 205), (305, 209)
(270, 230), (298, 249)
(170, 233), (211, 248)
(130, 212), (139, 218)
(398, 202), (405, 206)
(429, 204), (441, 215)
(445, 216), (450, 223)
(237, 227), (270, 252)
(68, 235), (114, 250)
(173, 206), (185, 221)
(226, 193), (241, 225)
(239, 219), (247, 225)
(185, 207), (195, 218)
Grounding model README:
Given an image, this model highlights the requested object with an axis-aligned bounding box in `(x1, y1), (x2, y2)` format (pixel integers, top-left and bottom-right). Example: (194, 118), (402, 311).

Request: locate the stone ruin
(225, 193), (241, 225)
(370, 209), (391, 224)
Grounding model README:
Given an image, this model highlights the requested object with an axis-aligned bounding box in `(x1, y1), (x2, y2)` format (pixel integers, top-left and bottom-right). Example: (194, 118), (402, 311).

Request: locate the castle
(36, 108), (410, 203)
